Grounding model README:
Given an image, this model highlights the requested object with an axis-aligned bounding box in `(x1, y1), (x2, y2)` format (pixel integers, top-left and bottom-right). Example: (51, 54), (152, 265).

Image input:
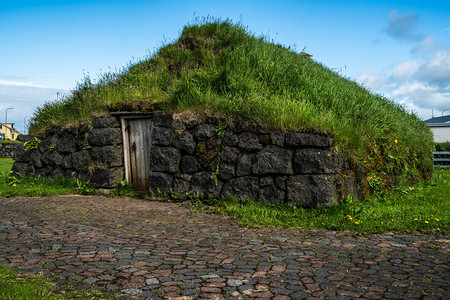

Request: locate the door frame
(114, 112), (153, 191)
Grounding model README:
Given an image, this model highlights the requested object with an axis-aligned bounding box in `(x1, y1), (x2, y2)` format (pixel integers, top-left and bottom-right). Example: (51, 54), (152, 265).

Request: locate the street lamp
(5, 107), (13, 124)
(24, 116), (30, 134)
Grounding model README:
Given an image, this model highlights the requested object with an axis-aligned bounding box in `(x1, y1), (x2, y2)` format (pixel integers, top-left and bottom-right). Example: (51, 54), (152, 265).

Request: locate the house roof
(0, 122), (21, 133)
(424, 115), (450, 127)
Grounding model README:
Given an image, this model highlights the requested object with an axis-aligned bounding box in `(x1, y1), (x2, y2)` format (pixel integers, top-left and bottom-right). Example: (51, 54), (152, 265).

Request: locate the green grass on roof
(29, 19), (434, 186)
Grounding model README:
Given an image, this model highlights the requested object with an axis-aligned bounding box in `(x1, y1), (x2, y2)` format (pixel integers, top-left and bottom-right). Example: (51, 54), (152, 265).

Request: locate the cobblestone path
(0, 196), (448, 299)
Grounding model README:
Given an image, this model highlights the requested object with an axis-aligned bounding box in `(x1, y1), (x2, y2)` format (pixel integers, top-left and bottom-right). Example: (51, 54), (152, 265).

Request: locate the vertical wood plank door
(123, 118), (153, 192)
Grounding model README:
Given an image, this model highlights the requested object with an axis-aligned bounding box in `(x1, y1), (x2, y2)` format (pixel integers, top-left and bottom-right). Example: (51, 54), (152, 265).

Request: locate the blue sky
(1, 0), (449, 134)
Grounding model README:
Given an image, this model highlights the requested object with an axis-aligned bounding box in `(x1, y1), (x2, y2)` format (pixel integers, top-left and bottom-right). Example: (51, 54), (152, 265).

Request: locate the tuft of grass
(214, 168), (449, 233)
(28, 18), (433, 188)
(0, 264), (116, 299)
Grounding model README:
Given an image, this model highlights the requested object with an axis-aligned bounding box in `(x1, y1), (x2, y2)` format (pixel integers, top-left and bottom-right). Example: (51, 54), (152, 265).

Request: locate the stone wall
(0, 142), (22, 158)
(11, 113), (366, 207)
(12, 117), (124, 188)
(147, 113), (365, 207)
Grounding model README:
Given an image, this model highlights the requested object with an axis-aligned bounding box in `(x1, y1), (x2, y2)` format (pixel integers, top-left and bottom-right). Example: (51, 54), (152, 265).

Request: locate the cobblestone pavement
(0, 196), (448, 299)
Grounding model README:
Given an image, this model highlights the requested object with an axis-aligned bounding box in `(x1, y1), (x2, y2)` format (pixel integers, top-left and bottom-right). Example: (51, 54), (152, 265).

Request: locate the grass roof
(29, 19), (434, 185)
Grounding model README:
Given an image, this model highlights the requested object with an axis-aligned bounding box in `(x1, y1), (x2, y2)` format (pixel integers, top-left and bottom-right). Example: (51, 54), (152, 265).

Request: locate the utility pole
(5, 107), (13, 124)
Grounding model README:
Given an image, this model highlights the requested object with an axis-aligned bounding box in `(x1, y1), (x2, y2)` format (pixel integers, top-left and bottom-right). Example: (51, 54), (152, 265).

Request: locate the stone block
(270, 132), (285, 147)
(294, 149), (343, 174)
(91, 145), (123, 167)
(49, 168), (65, 179)
(39, 135), (58, 153)
(149, 172), (173, 194)
(179, 156), (199, 173)
(173, 131), (195, 154)
(89, 167), (124, 188)
(87, 128), (122, 146)
(220, 146), (240, 164)
(61, 154), (72, 169)
(41, 151), (63, 166)
(56, 134), (78, 153)
(13, 146), (28, 162)
(238, 132), (262, 151)
(221, 176), (259, 201)
(218, 163), (235, 181)
(260, 185), (285, 204)
(30, 150), (43, 168)
(260, 176), (273, 187)
(92, 117), (120, 128)
(152, 126), (173, 146)
(286, 175), (340, 207)
(11, 162), (28, 175)
(150, 147), (181, 172)
(222, 132), (239, 146)
(173, 178), (191, 194)
(71, 151), (91, 170)
(275, 176), (288, 190)
(252, 147), (293, 175)
(236, 154), (254, 176)
(152, 111), (173, 127)
(26, 165), (35, 176)
(16, 135), (35, 143)
(191, 172), (222, 197)
(35, 166), (52, 177)
(194, 124), (216, 141)
(285, 132), (333, 148)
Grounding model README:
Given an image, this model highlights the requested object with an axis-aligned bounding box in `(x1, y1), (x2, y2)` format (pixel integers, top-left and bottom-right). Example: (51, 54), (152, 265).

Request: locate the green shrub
(435, 142), (450, 152)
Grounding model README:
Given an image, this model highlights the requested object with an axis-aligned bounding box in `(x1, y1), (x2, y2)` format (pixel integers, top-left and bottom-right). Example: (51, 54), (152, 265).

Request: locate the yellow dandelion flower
(354, 221), (360, 225)
(12, 183), (16, 187)
(10, 171), (13, 173)
(414, 218), (418, 221)
(435, 218), (440, 222)
(425, 221), (429, 224)
(394, 139), (398, 144)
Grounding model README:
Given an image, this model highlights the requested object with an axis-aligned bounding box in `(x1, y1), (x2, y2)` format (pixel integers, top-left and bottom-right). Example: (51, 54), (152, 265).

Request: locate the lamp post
(24, 116), (30, 134)
(5, 107), (13, 124)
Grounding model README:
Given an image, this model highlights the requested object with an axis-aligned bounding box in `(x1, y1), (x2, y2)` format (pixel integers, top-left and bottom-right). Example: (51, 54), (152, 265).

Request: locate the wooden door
(121, 118), (154, 192)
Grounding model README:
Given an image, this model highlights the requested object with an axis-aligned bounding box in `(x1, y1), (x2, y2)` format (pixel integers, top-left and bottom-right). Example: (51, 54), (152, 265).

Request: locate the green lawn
(0, 264), (116, 300)
(0, 158), (85, 197)
(214, 168), (449, 233)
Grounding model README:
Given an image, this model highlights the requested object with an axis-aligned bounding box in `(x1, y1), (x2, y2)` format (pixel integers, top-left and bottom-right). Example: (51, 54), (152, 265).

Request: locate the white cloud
(417, 50), (450, 90)
(357, 12), (450, 120)
(384, 10), (423, 41)
(412, 35), (442, 55)
(391, 60), (421, 80)
(0, 83), (68, 134)
(0, 80), (46, 88)
(356, 51), (450, 120)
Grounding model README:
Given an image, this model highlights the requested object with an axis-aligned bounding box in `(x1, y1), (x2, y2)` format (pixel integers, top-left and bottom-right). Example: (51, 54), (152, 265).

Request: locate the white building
(424, 115), (450, 143)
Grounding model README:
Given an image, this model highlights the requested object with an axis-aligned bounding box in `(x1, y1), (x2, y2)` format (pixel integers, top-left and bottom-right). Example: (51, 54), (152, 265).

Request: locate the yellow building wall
(0, 123), (20, 140)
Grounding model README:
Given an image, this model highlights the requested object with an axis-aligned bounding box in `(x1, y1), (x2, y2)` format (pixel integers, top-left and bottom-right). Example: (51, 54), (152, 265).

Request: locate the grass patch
(0, 264), (116, 299)
(0, 158), (92, 197)
(213, 168), (450, 233)
(0, 140), (23, 144)
(28, 18), (433, 188)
